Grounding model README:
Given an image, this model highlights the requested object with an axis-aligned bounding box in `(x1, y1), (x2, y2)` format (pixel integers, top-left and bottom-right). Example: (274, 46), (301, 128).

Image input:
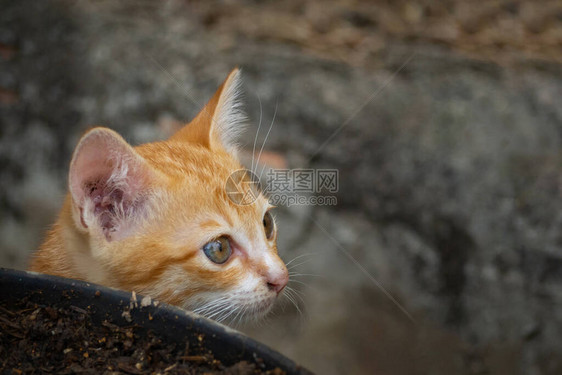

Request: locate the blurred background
(1, 1), (562, 374)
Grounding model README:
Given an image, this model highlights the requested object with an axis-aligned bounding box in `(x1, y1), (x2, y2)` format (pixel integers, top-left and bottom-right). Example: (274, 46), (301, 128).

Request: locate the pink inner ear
(69, 129), (150, 241)
(88, 179), (128, 238)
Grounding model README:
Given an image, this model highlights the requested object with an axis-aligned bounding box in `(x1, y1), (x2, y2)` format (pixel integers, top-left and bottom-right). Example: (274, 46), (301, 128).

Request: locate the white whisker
(284, 287), (303, 317)
(251, 94), (264, 175)
(287, 258), (315, 270)
(215, 304), (236, 323)
(206, 302), (231, 320)
(236, 305), (248, 328)
(288, 279), (308, 286)
(286, 286), (305, 305)
(231, 304), (245, 328)
(256, 101), (278, 182)
(284, 252), (320, 267)
(222, 305), (241, 324)
(192, 297), (230, 318)
(288, 272), (323, 278)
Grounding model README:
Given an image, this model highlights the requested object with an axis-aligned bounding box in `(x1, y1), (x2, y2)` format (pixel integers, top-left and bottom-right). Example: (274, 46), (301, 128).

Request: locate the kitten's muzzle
(266, 270), (288, 295)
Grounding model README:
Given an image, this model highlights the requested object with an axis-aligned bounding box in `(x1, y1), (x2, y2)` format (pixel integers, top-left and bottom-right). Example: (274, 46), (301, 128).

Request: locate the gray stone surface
(1, 1), (562, 374)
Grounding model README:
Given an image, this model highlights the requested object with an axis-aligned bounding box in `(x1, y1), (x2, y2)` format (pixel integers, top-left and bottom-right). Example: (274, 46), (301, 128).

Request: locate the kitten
(29, 69), (289, 323)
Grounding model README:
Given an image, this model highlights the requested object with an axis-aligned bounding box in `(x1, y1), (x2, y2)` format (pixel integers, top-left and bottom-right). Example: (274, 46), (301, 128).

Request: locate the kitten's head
(67, 69), (288, 323)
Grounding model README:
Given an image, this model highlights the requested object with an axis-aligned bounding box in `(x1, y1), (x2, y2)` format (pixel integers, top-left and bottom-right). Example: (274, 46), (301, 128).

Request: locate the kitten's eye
(263, 211), (274, 240)
(202, 236), (232, 264)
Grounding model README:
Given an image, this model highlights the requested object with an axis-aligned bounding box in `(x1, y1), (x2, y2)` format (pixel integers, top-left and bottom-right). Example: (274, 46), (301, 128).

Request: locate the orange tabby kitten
(29, 69), (289, 323)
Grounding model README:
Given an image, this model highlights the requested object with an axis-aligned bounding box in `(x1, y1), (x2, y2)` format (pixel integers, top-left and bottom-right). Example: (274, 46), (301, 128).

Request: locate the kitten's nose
(266, 269), (289, 295)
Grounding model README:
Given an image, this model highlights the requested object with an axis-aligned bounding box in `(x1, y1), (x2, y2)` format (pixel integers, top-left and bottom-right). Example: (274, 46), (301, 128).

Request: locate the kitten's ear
(170, 68), (245, 154)
(69, 127), (156, 241)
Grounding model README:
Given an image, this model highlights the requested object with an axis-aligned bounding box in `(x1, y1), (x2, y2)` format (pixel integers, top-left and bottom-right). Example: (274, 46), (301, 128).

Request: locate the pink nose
(267, 270), (289, 295)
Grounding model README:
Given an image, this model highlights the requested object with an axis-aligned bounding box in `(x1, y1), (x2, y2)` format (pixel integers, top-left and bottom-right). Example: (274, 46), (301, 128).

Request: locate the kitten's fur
(29, 69), (289, 322)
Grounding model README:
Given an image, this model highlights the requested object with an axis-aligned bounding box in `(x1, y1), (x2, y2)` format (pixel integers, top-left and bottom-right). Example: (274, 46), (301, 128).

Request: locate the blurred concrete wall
(1, 1), (561, 374)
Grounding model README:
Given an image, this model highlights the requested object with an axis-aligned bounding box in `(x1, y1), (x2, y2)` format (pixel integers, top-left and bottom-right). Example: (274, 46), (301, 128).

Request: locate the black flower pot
(0, 268), (312, 374)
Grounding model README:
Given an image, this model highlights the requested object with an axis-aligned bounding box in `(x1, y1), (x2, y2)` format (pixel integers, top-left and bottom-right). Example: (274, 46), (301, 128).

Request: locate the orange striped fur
(29, 69), (288, 323)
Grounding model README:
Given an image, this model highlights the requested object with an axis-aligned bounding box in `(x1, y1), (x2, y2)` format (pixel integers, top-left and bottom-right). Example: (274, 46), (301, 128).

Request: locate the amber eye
(202, 236), (232, 264)
(263, 211), (274, 240)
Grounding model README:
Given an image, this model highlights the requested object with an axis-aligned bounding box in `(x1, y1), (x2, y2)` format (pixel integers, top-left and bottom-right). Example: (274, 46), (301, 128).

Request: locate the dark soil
(0, 298), (285, 375)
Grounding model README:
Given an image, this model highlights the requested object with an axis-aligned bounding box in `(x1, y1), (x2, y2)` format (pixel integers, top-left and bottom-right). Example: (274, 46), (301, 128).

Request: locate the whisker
(287, 258), (315, 270)
(219, 304), (239, 324)
(251, 94), (264, 175)
(192, 296), (228, 312)
(288, 279), (308, 286)
(256, 101), (278, 182)
(285, 286), (299, 303)
(231, 304), (245, 328)
(201, 301), (230, 319)
(284, 287), (303, 317)
(218, 304), (236, 324)
(192, 297), (231, 319)
(206, 303), (231, 320)
(288, 272), (324, 278)
(258, 311), (272, 328)
(284, 252), (320, 267)
(216, 305), (237, 324)
(286, 286), (306, 305)
(237, 305), (248, 328)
